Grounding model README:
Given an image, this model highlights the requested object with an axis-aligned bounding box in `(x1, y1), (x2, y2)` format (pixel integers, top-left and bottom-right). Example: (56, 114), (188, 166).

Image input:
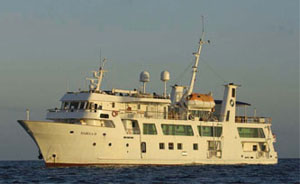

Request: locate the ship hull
(18, 120), (278, 167)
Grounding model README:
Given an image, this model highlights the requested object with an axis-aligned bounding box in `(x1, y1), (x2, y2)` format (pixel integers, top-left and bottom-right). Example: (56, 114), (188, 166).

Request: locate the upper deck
(47, 90), (271, 125)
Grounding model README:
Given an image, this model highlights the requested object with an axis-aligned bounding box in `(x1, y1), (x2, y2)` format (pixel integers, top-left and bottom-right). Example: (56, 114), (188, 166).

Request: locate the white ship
(18, 28), (277, 166)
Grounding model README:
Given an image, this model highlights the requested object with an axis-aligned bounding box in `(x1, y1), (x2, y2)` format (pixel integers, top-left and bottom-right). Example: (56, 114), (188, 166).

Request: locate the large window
(103, 120), (115, 128)
(122, 119), (140, 135)
(143, 123), (157, 135)
(161, 124), (194, 136)
(70, 101), (79, 110)
(198, 126), (222, 137)
(79, 102), (86, 109)
(62, 102), (69, 109)
(238, 128), (265, 138)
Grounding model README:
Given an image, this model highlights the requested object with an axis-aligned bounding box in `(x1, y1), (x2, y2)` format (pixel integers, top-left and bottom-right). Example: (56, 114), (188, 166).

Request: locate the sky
(0, 0), (299, 160)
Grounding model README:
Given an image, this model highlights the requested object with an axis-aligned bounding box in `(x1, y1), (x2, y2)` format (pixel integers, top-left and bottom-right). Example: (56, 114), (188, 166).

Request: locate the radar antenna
(86, 56), (108, 92)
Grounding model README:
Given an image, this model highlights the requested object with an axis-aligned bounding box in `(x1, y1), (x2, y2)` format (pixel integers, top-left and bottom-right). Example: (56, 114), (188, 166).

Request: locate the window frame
(141, 142), (146, 153)
(238, 127), (265, 138)
(143, 123), (158, 135)
(193, 143), (198, 150)
(168, 142), (174, 150)
(177, 143), (182, 150)
(159, 143), (165, 150)
(198, 126), (222, 137)
(161, 124), (194, 136)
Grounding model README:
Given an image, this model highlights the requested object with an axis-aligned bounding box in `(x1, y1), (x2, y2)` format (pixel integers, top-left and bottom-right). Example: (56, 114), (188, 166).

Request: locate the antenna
(201, 15), (205, 36)
(99, 48), (102, 66)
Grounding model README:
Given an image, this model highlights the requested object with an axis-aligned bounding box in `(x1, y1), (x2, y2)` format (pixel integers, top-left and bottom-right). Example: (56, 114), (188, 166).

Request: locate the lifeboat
(185, 93), (215, 110)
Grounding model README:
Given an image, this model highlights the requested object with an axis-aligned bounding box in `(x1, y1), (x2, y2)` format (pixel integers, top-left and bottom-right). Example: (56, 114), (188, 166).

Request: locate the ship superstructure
(18, 26), (277, 166)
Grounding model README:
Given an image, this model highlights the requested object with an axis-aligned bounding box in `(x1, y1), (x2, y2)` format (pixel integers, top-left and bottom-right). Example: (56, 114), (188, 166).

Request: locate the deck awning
(214, 100), (251, 106)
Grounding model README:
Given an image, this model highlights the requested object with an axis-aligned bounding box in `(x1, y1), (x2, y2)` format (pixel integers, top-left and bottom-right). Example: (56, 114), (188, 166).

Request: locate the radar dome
(140, 71), (150, 82)
(161, 71), (170, 82)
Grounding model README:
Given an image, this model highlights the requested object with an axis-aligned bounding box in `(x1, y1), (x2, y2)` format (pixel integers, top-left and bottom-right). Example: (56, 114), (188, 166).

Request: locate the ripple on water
(0, 159), (299, 184)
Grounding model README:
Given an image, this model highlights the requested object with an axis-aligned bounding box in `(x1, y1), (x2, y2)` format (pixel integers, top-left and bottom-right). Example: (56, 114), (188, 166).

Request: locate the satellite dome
(160, 71), (170, 82)
(140, 71), (150, 82)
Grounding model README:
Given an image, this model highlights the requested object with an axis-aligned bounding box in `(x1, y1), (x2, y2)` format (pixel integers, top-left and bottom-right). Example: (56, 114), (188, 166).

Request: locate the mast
(95, 58), (107, 92)
(185, 16), (209, 96)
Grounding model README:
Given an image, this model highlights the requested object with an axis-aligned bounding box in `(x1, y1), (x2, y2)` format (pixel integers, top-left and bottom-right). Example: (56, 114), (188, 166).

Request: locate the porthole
(70, 131), (74, 134)
(230, 99), (234, 107)
(93, 142), (96, 146)
(108, 143), (112, 147)
(126, 143), (129, 147)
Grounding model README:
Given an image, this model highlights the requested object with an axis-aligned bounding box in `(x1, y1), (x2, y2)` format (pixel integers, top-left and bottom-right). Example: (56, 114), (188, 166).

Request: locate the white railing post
(26, 109), (30, 120)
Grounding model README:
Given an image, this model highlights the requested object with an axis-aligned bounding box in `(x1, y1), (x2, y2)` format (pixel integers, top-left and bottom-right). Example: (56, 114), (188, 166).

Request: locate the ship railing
(48, 108), (101, 113)
(235, 116), (272, 124)
(48, 108), (217, 121)
(48, 108), (167, 119)
(120, 110), (168, 120)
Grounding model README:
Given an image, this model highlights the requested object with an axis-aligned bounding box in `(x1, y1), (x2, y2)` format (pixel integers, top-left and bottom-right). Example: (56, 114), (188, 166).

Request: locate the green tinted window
(161, 124), (194, 136)
(238, 128), (265, 138)
(143, 123), (157, 135)
(198, 126), (222, 137)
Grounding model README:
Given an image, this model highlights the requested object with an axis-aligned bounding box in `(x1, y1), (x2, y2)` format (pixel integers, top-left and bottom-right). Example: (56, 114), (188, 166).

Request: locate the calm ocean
(0, 159), (299, 184)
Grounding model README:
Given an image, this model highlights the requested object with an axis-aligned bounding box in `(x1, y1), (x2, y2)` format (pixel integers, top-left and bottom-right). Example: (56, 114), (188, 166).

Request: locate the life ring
(188, 114), (194, 120)
(112, 111), (118, 117)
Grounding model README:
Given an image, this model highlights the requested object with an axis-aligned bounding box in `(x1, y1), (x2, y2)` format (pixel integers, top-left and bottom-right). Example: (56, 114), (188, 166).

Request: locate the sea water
(0, 159), (299, 183)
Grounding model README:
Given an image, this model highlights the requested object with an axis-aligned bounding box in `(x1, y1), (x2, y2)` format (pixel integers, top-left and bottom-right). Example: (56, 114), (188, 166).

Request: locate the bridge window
(143, 123), (157, 135)
(161, 124), (194, 136)
(198, 126), (222, 137)
(62, 102), (70, 110)
(87, 102), (92, 110)
(79, 102), (86, 109)
(238, 128), (265, 138)
(70, 101), (79, 110)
